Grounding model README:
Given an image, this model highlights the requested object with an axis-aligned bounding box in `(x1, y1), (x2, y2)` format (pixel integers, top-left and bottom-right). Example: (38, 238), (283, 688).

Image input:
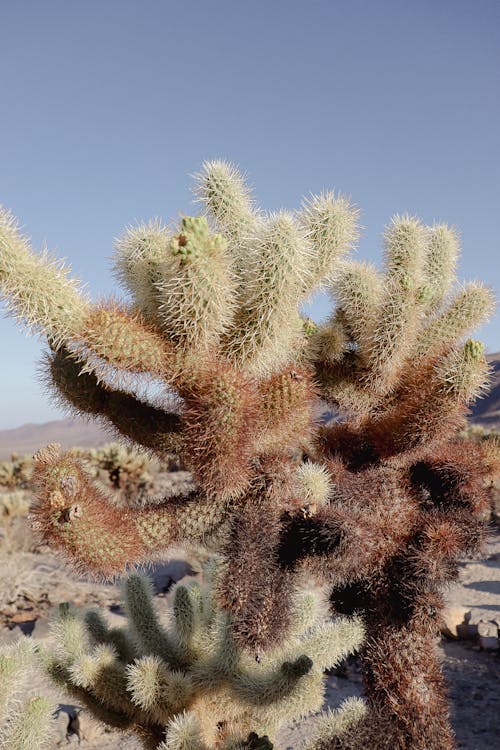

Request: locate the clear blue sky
(1, 0), (499, 429)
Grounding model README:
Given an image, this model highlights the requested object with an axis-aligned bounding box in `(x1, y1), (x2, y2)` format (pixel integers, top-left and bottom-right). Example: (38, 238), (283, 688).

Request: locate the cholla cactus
(43, 563), (365, 749)
(92, 442), (153, 494)
(1, 162), (498, 749)
(0, 454), (34, 489)
(0, 490), (32, 519)
(0, 639), (56, 750)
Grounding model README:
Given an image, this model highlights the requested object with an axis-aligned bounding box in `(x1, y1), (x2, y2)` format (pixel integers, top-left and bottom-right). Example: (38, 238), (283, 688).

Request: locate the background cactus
(0, 161), (498, 749)
(0, 490), (32, 519)
(0, 454), (34, 489)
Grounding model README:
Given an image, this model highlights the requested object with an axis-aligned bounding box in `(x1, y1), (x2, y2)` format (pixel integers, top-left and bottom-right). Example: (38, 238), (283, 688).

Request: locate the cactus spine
(0, 640), (56, 750)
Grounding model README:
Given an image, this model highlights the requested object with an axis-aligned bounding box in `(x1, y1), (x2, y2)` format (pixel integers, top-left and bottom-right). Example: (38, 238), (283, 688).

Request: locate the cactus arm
(328, 261), (383, 366)
(127, 656), (194, 726)
(123, 573), (179, 665)
(171, 583), (202, 663)
(223, 212), (311, 375)
(78, 301), (176, 380)
(155, 217), (238, 352)
(0, 206), (89, 348)
(113, 219), (168, 321)
(231, 655), (313, 706)
(363, 215), (428, 395)
(305, 697), (367, 750)
(422, 223), (459, 312)
(160, 712), (209, 750)
(31, 445), (228, 578)
(435, 338), (490, 403)
(193, 160), (262, 264)
(47, 348), (182, 457)
(280, 618), (365, 673)
(415, 282), (495, 358)
(297, 191), (359, 292)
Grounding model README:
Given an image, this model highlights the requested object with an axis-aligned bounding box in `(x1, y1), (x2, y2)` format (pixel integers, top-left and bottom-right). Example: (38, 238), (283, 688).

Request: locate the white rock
(441, 607), (471, 639)
(478, 635), (499, 651)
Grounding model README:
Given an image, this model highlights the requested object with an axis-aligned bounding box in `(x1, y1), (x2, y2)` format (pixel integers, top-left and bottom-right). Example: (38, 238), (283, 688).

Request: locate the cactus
(0, 454), (34, 489)
(0, 489), (33, 550)
(42, 563), (365, 749)
(0, 640), (56, 750)
(92, 442), (152, 489)
(1, 161), (498, 749)
(0, 490), (31, 519)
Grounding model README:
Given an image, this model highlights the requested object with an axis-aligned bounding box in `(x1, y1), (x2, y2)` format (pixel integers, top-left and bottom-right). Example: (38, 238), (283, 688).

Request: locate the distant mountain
(0, 417), (111, 460)
(469, 352), (500, 428)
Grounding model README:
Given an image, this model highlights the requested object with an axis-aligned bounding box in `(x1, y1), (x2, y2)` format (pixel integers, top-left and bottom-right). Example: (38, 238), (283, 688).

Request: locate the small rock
(441, 607), (472, 639)
(478, 635), (499, 651)
(477, 620), (499, 638)
(10, 610), (36, 623)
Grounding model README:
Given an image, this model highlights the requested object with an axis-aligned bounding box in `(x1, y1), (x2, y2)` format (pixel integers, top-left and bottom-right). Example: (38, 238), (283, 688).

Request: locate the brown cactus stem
(324, 500), (487, 750)
(321, 621), (455, 750)
(254, 366), (317, 454)
(328, 548), (459, 750)
(31, 446), (230, 578)
(218, 484), (294, 653)
(47, 348), (182, 457)
(277, 465), (420, 589)
(180, 362), (259, 500)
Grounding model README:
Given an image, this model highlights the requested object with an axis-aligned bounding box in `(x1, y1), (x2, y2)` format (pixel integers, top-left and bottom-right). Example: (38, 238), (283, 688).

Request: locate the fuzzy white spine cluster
(42, 564), (364, 749)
